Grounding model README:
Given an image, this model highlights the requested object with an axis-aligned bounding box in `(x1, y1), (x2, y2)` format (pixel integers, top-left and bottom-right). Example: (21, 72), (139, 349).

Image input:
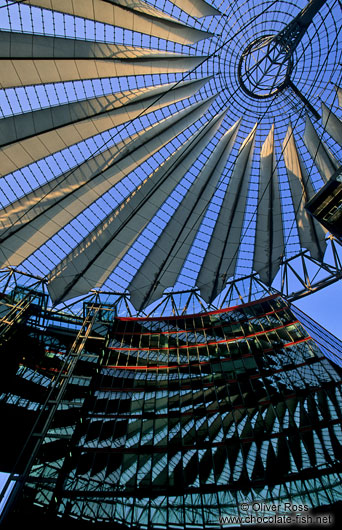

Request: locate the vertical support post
(0, 301), (106, 524)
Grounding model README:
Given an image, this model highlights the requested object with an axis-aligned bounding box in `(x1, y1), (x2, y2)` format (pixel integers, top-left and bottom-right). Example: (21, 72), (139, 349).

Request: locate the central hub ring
(238, 35), (293, 99)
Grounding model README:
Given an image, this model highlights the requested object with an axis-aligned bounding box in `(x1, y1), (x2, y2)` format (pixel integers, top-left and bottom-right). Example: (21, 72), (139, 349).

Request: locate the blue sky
(294, 280), (342, 340)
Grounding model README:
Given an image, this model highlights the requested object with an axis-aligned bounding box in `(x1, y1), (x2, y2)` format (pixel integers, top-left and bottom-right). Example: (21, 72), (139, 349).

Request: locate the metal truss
(0, 236), (342, 318)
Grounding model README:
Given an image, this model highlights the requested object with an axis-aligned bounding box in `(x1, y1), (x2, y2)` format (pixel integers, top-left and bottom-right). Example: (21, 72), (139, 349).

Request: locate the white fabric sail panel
(0, 133), (144, 234)
(337, 86), (342, 108)
(197, 124), (257, 303)
(283, 123), (327, 261)
(47, 101), (220, 304)
(0, 31), (190, 60)
(0, 77), (209, 177)
(22, 0), (212, 44)
(0, 55), (207, 90)
(0, 97), (216, 268)
(253, 125), (284, 285)
(0, 96), (215, 244)
(129, 118), (241, 311)
(321, 102), (342, 147)
(106, 0), (184, 22)
(169, 0), (220, 18)
(0, 81), (189, 147)
(303, 115), (339, 183)
(0, 77), (212, 148)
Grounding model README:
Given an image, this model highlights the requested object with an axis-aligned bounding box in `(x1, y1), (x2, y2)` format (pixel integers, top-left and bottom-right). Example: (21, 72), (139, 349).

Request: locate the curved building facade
(1, 292), (342, 526)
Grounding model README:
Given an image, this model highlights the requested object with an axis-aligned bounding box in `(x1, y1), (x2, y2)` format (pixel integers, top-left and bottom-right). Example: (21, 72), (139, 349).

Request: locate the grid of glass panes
(42, 295), (342, 526)
(3, 294), (342, 526)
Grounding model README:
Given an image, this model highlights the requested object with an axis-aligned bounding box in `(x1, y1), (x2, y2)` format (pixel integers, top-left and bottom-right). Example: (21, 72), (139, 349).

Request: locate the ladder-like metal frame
(0, 295), (33, 345)
(0, 299), (112, 523)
